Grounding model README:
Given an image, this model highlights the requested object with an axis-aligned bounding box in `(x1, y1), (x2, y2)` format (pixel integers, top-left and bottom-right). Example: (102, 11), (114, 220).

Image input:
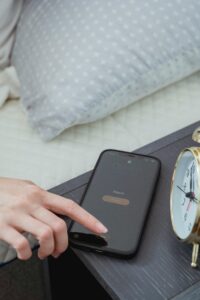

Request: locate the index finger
(44, 192), (108, 234)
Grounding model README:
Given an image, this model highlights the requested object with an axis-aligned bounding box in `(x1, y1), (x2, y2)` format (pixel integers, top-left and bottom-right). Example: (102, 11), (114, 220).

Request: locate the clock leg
(191, 243), (199, 268)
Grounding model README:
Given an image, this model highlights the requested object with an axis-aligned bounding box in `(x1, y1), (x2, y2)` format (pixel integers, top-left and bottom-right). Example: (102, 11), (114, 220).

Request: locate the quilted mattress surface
(0, 72), (199, 189)
(0, 71), (199, 264)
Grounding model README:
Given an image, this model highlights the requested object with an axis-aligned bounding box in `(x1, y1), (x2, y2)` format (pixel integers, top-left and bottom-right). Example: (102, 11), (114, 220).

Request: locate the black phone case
(69, 149), (161, 258)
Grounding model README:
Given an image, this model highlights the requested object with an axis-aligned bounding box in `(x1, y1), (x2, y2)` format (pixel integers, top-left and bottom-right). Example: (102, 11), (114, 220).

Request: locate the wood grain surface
(49, 121), (200, 300)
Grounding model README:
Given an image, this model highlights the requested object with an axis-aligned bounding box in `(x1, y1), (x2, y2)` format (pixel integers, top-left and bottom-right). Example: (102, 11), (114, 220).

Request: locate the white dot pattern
(12, 0), (200, 141)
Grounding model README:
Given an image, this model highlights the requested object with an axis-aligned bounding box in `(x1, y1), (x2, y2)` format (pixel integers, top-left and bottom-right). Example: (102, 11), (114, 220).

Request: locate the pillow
(12, 0), (200, 141)
(0, 0), (23, 69)
(0, 0), (23, 108)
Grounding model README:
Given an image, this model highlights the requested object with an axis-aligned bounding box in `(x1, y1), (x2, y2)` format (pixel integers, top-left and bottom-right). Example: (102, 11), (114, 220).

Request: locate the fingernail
(53, 254), (60, 258)
(96, 222), (108, 233)
(39, 256), (45, 260)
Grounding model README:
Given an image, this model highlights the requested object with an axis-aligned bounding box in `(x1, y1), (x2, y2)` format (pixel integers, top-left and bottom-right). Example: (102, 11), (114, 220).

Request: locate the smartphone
(69, 149), (161, 258)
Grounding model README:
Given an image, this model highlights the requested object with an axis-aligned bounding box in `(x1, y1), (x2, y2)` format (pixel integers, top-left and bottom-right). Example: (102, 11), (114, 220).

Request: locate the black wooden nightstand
(47, 121), (200, 300)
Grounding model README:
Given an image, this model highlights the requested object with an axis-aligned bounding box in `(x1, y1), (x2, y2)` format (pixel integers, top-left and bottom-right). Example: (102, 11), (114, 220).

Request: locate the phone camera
(127, 160), (132, 164)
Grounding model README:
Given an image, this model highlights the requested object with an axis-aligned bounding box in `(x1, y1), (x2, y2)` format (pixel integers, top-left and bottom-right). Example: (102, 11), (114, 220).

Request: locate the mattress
(0, 71), (200, 190)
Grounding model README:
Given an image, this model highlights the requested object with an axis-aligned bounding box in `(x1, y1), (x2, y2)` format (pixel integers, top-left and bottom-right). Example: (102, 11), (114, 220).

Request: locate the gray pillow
(12, 0), (200, 141)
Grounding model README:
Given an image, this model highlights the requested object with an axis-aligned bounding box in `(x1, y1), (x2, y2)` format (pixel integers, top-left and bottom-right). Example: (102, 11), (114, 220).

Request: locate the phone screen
(69, 149), (160, 257)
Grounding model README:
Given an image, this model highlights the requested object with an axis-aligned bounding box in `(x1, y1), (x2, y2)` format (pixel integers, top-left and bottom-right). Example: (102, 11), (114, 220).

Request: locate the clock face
(171, 150), (200, 240)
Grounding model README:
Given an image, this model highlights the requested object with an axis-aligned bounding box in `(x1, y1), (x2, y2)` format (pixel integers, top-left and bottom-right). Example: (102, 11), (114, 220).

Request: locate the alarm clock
(170, 127), (200, 268)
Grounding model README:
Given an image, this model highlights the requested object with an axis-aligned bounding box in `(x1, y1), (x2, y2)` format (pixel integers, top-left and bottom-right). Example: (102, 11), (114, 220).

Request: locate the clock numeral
(186, 169), (190, 177)
(188, 222), (192, 232)
(181, 197), (186, 206)
(184, 212), (187, 222)
(183, 182), (187, 191)
(192, 163), (195, 174)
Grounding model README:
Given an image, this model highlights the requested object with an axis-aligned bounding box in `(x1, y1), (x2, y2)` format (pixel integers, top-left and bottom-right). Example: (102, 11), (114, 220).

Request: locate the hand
(0, 177), (107, 261)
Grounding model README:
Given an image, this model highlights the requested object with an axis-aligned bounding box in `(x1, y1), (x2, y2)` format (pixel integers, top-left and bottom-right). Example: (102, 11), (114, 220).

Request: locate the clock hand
(176, 185), (199, 203)
(186, 199), (192, 211)
(190, 167), (193, 192)
(177, 185), (193, 206)
(177, 185), (190, 197)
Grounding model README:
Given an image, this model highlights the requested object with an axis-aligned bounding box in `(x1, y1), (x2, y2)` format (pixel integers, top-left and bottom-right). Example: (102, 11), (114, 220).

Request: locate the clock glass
(171, 150), (200, 240)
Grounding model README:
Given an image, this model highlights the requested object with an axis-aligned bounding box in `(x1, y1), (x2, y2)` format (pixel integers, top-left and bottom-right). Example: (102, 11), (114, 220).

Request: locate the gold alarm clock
(170, 127), (200, 268)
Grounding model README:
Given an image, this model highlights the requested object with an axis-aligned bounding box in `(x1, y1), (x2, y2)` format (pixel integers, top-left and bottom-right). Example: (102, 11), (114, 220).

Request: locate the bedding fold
(0, 66), (20, 108)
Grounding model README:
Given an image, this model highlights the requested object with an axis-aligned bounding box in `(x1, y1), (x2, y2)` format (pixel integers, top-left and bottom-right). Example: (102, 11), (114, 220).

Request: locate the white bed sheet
(0, 72), (199, 190)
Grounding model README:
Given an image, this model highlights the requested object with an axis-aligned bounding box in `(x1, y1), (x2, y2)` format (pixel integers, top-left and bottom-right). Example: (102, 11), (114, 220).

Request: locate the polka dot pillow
(12, 0), (200, 141)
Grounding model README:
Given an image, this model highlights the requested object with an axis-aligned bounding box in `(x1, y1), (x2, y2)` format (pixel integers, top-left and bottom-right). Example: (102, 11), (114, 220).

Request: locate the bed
(0, 71), (199, 190)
